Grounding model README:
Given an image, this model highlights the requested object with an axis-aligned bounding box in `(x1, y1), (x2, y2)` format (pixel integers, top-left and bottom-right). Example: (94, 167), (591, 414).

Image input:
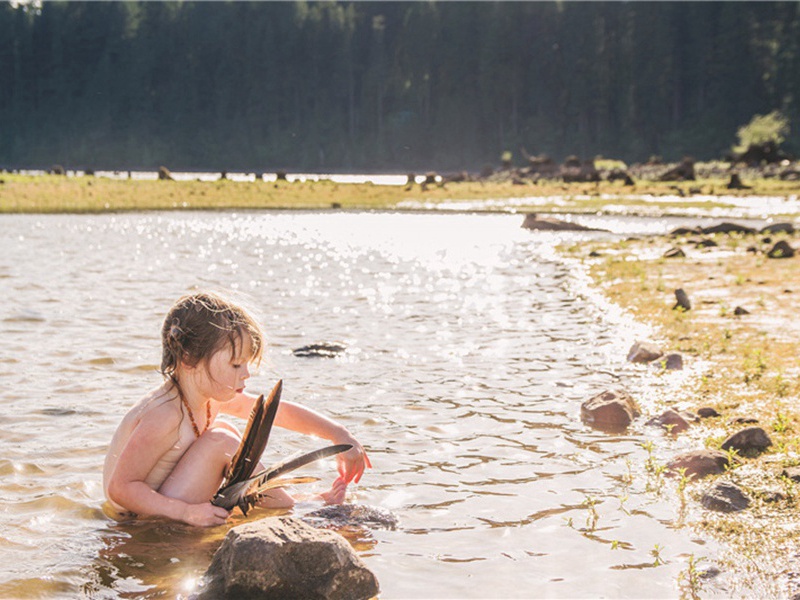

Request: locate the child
(103, 291), (370, 527)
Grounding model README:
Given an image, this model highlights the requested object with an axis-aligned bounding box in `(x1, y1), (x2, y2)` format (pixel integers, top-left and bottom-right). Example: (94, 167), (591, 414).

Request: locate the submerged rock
(520, 213), (606, 231)
(580, 389), (640, 432)
(667, 449), (739, 480)
(701, 481), (751, 512)
(646, 408), (691, 434)
(198, 517), (379, 600)
(304, 504), (399, 531)
(293, 342), (348, 358)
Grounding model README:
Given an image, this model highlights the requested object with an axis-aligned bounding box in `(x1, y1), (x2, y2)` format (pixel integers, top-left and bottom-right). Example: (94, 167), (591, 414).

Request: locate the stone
(667, 449), (739, 480)
(669, 226), (702, 236)
(697, 407), (721, 419)
(701, 481), (751, 512)
(700, 222), (757, 235)
(656, 352), (684, 370)
(721, 426), (772, 454)
(781, 467), (800, 483)
(646, 408), (691, 434)
(580, 389), (640, 432)
(626, 341), (663, 363)
(760, 222), (796, 235)
(520, 213), (604, 231)
(673, 288), (691, 311)
(733, 306), (750, 315)
(198, 517), (379, 600)
(663, 247), (686, 258)
(767, 240), (796, 259)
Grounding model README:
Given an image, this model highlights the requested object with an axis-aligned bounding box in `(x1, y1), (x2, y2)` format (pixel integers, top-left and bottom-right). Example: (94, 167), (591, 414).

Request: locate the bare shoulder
(130, 387), (182, 439)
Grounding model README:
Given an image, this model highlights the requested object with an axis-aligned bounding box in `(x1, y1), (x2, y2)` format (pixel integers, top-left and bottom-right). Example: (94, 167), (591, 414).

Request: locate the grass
(0, 169), (797, 214)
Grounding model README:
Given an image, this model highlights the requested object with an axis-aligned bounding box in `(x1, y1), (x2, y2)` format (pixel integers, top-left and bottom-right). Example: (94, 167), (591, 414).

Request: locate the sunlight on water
(0, 211), (757, 598)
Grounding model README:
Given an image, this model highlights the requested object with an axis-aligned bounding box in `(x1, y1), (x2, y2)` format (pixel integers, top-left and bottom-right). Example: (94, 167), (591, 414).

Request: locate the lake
(0, 210), (758, 598)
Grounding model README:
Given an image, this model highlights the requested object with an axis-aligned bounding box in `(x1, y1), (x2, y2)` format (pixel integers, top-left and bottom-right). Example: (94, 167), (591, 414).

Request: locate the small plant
(678, 554), (707, 600)
(773, 405), (789, 434)
(650, 543), (666, 567)
(583, 495), (600, 531)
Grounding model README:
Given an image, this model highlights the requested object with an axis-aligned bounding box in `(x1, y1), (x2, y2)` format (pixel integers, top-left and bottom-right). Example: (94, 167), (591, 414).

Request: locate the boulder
(733, 306), (750, 315)
(781, 467), (800, 483)
(667, 449), (739, 480)
(626, 341), (663, 363)
(767, 240), (795, 259)
(158, 166), (174, 181)
(580, 389), (640, 432)
(646, 408), (691, 434)
(720, 426), (772, 455)
(701, 481), (751, 512)
(660, 353), (684, 371)
(198, 517), (379, 600)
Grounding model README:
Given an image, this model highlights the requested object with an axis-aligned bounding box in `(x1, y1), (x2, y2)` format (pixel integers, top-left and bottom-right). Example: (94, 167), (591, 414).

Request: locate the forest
(0, 1), (798, 172)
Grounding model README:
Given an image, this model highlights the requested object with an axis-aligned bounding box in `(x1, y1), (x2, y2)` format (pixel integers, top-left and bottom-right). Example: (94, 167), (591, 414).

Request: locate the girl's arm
(220, 392), (371, 483)
(106, 404), (229, 526)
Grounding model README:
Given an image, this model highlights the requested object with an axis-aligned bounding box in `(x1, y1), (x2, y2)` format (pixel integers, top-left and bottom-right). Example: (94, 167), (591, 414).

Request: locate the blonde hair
(160, 291), (264, 380)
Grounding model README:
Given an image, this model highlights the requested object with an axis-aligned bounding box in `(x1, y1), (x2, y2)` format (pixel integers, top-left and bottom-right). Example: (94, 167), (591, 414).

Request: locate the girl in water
(103, 291), (370, 527)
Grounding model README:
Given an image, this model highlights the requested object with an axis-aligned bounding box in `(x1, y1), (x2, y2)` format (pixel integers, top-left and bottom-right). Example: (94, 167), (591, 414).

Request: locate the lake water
(0, 210), (764, 598)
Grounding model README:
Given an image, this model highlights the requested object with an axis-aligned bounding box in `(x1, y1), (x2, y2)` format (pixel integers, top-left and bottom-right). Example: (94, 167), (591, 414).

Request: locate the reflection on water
(0, 211), (750, 598)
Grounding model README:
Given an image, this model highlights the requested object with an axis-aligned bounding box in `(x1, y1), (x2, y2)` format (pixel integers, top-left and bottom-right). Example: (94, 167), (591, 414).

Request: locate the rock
(669, 226), (702, 236)
(304, 504), (399, 531)
(158, 166), (174, 181)
(733, 306), (750, 315)
(767, 240), (796, 258)
(293, 342), (348, 358)
(663, 247), (686, 258)
(760, 222), (796, 235)
(658, 157), (696, 181)
(701, 481), (751, 512)
(654, 352), (684, 370)
(521, 213), (604, 231)
(700, 222), (757, 235)
(646, 408), (691, 434)
(729, 416), (759, 425)
(198, 517), (379, 600)
(667, 449), (739, 479)
(726, 173), (751, 190)
(626, 341), (663, 363)
(782, 467), (800, 482)
(673, 288), (691, 311)
(580, 389), (640, 432)
(697, 407), (721, 419)
(691, 238), (718, 248)
(721, 426), (772, 454)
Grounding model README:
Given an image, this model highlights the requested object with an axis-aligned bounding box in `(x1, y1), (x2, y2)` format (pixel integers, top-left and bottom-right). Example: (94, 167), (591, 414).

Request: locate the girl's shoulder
(133, 386), (182, 426)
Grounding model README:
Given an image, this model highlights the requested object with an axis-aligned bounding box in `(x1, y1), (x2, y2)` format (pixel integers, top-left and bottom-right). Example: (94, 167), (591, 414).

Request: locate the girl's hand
(336, 434), (372, 484)
(181, 502), (231, 527)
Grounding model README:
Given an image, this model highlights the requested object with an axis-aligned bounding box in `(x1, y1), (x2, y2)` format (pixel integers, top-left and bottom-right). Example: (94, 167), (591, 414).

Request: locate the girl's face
(200, 335), (254, 402)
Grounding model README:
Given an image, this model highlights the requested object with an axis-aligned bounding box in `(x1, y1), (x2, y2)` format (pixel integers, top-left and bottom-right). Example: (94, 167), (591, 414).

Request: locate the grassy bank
(0, 170), (798, 214)
(565, 229), (800, 595)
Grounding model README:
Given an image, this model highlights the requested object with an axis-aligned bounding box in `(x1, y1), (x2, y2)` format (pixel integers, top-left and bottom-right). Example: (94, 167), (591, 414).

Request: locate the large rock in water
(198, 517), (379, 600)
(521, 213), (605, 231)
(580, 389), (640, 432)
(667, 449), (739, 480)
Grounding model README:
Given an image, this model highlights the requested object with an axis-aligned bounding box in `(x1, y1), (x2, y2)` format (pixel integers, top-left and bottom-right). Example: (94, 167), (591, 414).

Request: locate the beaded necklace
(180, 395), (211, 438)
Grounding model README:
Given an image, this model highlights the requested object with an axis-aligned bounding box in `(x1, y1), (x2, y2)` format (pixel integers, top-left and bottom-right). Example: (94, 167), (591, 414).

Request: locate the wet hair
(160, 291), (264, 381)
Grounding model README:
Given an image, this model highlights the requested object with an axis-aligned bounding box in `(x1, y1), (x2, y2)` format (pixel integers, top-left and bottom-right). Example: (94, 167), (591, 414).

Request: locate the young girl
(103, 291), (370, 527)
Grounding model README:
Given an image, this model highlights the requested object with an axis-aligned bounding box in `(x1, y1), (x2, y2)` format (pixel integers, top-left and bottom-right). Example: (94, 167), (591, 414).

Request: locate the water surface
(0, 211), (746, 598)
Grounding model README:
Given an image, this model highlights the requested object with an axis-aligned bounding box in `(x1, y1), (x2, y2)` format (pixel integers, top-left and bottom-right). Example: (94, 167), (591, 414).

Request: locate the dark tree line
(0, 1), (798, 172)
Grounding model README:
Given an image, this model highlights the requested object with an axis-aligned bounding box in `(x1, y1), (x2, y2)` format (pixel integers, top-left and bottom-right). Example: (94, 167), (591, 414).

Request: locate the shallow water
(0, 211), (761, 598)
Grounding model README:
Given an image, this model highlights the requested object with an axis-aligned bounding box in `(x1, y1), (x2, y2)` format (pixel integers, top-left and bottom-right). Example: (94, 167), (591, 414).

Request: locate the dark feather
(224, 380), (282, 485)
(212, 444), (353, 513)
